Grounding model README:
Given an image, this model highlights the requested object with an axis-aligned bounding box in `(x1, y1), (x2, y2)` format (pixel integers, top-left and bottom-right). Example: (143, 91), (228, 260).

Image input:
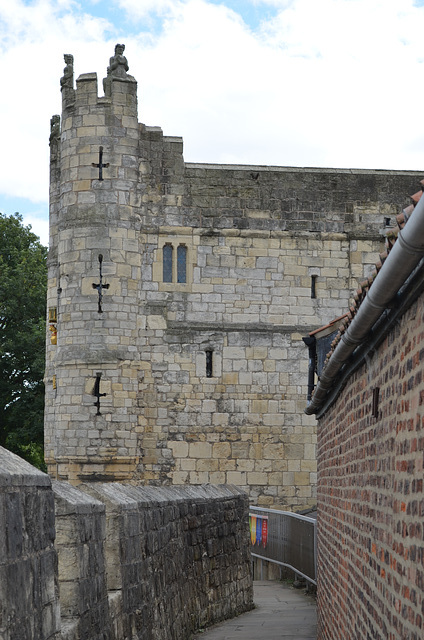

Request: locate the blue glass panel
(163, 244), (173, 282)
(177, 245), (187, 283)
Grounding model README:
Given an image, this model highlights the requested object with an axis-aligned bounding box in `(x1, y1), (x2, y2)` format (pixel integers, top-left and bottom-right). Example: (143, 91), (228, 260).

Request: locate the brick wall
(317, 292), (424, 639)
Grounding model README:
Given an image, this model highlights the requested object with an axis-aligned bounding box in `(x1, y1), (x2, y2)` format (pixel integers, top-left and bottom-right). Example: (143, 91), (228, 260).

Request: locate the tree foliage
(0, 213), (47, 469)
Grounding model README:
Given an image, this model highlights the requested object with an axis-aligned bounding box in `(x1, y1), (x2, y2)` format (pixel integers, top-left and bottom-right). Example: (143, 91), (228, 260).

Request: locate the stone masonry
(0, 446), (252, 640)
(0, 448), (60, 640)
(45, 44), (424, 509)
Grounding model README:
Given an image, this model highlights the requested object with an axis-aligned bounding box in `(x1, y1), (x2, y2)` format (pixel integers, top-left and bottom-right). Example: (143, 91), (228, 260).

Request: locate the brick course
(317, 294), (424, 639)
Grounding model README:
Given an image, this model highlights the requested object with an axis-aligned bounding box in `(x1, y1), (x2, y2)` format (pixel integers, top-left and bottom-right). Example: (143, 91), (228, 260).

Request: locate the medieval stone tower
(45, 44), (422, 509)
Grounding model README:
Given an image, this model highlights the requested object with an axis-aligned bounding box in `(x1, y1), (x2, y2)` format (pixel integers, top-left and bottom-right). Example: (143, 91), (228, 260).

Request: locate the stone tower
(45, 45), (146, 482)
(45, 45), (422, 507)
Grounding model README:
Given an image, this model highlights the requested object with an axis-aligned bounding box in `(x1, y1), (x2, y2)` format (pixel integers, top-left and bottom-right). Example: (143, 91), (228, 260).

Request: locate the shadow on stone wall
(0, 446), (253, 640)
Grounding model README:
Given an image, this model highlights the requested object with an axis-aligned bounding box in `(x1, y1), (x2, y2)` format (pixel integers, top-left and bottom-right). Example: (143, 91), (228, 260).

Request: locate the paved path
(193, 580), (317, 640)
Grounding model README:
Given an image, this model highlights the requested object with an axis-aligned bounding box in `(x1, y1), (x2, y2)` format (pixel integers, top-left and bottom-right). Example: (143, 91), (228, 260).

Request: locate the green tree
(0, 212), (47, 469)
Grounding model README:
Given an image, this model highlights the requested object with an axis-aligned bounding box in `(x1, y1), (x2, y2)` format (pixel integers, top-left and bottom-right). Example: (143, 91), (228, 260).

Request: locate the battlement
(60, 44), (137, 117)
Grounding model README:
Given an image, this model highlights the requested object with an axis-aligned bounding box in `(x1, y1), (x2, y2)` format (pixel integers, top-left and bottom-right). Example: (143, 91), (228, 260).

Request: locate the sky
(1, 0), (424, 246)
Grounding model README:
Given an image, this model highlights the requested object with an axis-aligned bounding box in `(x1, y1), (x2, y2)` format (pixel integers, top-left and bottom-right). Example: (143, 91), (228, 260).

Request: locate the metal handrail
(249, 506), (317, 585)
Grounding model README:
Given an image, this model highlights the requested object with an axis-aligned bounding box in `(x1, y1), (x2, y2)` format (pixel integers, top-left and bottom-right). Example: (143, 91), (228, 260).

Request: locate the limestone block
(212, 442), (231, 458)
(227, 471), (246, 484)
(189, 442), (212, 458)
(209, 472), (227, 484)
(247, 472), (268, 485)
(189, 471), (209, 483)
(147, 315), (167, 330)
(263, 443), (285, 459)
(180, 458), (196, 471)
(196, 458), (218, 472)
(169, 440), (189, 457)
(294, 471), (310, 486)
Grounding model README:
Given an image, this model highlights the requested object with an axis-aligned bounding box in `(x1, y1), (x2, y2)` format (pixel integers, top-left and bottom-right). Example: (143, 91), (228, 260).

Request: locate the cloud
(0, 1), (118, 204)
(21, 213), (49, 246)
(1, 0), (424, 241)
(115, 0), (184, 20)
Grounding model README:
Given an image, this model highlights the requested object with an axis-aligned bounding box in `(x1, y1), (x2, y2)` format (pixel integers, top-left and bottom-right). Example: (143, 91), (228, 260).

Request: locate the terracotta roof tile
(411, 190), (422, 204)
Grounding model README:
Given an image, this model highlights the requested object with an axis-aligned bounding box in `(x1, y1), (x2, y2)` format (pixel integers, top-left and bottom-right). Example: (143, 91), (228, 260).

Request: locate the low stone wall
(82, 483), (253, 639)
(52, 482), (110, 640)
(0, 446), (253, 639)
(0, 447), (60, 640)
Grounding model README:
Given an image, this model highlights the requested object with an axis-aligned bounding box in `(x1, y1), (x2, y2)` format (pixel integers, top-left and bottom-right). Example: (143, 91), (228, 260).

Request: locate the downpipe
(306, 193), (424, 415)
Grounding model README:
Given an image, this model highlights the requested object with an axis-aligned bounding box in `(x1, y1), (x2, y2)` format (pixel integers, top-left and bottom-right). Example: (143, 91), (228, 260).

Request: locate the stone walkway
(193, 580), (317, 640)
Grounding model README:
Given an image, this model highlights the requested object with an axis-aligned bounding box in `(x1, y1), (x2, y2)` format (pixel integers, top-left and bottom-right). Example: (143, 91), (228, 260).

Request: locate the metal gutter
(305, 193), (424, 415)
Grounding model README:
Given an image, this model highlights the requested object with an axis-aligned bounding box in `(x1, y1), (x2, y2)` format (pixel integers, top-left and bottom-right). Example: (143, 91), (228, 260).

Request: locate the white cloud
(22, 213), (49, 246)
(115, 0), (184, 20)
(1, 0), (424, 231)
(0, 1), (117, 203)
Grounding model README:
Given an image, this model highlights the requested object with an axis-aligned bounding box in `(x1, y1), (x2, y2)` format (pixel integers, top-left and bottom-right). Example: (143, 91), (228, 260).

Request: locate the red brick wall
(317, 293), (424, 640)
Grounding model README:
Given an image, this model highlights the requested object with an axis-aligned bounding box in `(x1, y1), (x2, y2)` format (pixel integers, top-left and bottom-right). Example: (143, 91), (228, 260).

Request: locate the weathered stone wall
(82, 483), (253, 639)
(317, 293), (424, 639)
(0, 446), (252, 639)
(0, 447), (60, 640)
(45, 46), (423, 508)
(52, 482), (110, 640)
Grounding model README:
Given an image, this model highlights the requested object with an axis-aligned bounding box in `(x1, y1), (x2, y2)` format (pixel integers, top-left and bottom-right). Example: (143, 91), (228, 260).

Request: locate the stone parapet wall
(0, 446), (252, 639)
(82, 483), (253, 639)
(0, 447), (60, 640)
(52, 482), (110, 640)
(181, 164), (416, 235)
(317, 293), (424, 639)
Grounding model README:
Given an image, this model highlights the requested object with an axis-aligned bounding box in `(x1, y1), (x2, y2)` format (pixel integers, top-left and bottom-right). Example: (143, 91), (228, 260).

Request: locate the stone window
(195, 347), (222, 379)
(163, 244), (173, 282)
(162, 243), (187, 283)
(154, 229), (195, 291)
(177, 245), (187, 283)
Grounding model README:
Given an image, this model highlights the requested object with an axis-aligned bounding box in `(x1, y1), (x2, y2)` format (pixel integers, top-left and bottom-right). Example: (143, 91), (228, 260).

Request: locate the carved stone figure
(60, 54), (74, 89)
(49, 114), (60, 146)
(109, 44), (129, 79)
(103, 65), (112, 97)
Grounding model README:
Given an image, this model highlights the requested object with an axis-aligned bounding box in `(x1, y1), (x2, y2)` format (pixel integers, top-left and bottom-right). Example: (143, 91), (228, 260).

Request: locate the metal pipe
(306, 193), (424, 415)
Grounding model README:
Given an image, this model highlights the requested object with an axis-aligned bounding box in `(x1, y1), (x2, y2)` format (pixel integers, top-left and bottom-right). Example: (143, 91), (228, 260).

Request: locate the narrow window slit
(177, 244), (187, 283)
(311, 275), (317, 299)
(163, 244), (173, 282)
(91, 146), (109, 181)
(206, 350), (213, 378)
(92, 254), (110, 313)
(93, 373), (107, 416)
(372, 387), (380, 418)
